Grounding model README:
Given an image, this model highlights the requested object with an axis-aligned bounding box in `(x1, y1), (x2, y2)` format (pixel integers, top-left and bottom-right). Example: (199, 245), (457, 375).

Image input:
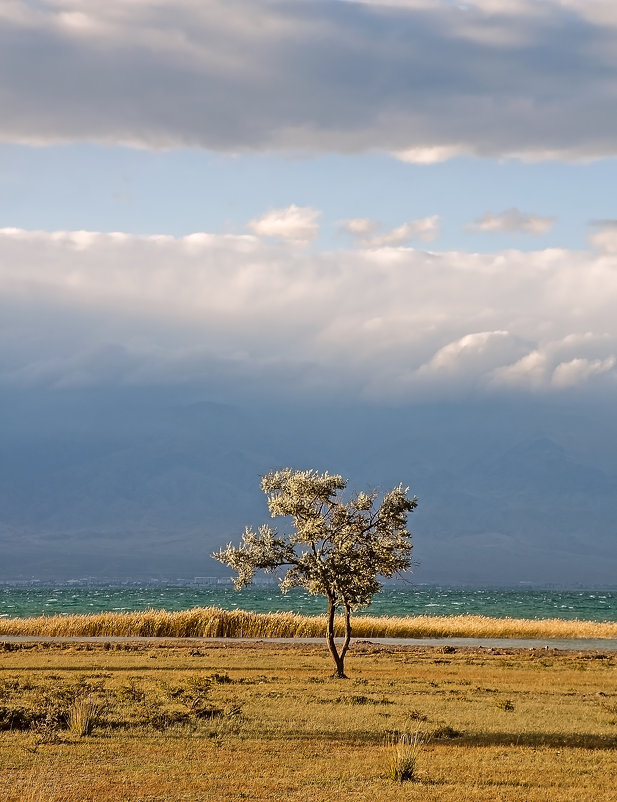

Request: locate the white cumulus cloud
(419, 331), (523, 374)
(491, 333), (617, 391)
(588, 221), (617, 253)
(339, 218), (379, 237)
(247, 205), (321, 243)
(340, 216), (440, 247)
(2, 225), (617, 399)
(467, 208), (556, 235)
(552, 356), (617, 389)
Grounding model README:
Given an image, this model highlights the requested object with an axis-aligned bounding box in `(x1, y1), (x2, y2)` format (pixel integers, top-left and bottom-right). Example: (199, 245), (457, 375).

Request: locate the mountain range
(2, 389), (616, 586)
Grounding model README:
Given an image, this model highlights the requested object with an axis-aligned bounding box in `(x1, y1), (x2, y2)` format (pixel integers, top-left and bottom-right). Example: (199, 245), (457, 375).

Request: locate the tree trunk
(340, 603), (352, 663)
(325, 597), (347, 678)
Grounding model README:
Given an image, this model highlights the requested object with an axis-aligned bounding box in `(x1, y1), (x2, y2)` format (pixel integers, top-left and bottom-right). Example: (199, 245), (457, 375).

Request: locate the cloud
(339, 218), (379, 238)
(394, 146), (468, 165)
(411, 330), (530, 392)
(418, 331), (525, 374)
(247, 205), (321, 243)
(491, 333), (617, 390)
(467, 208), (555, 235)
(1, 0), (617, 160)
(2, 226), (617, 400)
(588, 221), (617, 253)
(551, 356), (617, 389)
(340, 215), (440, 247)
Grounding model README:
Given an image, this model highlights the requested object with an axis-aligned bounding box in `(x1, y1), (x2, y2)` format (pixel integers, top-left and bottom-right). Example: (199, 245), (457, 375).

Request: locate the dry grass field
(1, 606), (617, 639)
(1, 638), (616, 801)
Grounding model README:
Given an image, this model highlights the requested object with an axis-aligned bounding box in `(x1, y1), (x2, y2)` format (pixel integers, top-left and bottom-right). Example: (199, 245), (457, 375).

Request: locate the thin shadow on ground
(434, 731), (617, 750)
(263, 729), (617, 751)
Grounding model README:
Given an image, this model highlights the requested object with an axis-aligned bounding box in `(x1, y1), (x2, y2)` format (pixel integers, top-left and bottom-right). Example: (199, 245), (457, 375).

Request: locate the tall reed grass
(1, 607), (617, 639)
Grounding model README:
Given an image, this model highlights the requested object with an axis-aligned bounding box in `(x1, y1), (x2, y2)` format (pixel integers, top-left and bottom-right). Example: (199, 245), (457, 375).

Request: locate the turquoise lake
(1, 585), (616, 621)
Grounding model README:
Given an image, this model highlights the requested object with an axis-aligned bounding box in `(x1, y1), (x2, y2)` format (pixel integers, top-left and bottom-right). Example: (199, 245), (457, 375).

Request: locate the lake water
(1, 584), (617, 621)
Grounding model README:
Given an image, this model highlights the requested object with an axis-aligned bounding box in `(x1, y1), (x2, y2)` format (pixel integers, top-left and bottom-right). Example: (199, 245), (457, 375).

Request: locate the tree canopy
(213, 468), (417, 677)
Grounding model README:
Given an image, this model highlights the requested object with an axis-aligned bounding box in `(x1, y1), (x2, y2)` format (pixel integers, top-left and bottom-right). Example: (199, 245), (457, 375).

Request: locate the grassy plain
(1, 639), (617, 801)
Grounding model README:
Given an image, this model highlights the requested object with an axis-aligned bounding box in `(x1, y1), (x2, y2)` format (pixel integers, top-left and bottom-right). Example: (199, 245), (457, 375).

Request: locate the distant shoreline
(3, 579), (617, 590)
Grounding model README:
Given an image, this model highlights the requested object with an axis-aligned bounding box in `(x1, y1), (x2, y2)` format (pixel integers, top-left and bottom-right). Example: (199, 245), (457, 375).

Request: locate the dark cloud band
(1, 0), (617, 159)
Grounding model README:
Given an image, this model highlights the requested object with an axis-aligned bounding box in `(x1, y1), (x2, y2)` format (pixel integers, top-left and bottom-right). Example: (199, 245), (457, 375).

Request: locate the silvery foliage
(214, 468), (417, 610)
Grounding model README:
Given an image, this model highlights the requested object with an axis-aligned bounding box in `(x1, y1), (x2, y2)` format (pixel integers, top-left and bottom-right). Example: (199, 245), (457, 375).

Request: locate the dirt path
(2, 634), (617, 650)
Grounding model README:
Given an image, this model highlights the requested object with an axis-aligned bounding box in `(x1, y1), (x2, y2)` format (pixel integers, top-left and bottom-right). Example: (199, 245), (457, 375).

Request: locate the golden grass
(1, 606), (617, 639)
(67, 696), (104, 737)
(1, 641), (617, 801)
(387, 730), (423, 782)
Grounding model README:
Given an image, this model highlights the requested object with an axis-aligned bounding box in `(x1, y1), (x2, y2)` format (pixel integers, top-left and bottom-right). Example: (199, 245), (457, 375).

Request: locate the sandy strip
(1, 635), (617, 651)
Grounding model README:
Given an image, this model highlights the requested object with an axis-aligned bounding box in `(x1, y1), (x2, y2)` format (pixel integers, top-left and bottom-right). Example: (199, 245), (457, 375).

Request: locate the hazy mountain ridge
(1, 392), (616, 585)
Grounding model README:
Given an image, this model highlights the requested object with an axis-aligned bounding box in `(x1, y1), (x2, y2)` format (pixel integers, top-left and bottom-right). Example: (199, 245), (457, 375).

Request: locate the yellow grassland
(1, 606), (617, 639)
(1, 641), (617, 801)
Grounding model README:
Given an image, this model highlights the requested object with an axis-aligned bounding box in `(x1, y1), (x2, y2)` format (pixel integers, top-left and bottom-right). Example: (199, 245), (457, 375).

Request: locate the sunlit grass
(1, 641), (617, 801)
(1, 607), (617, 639)
(67, 696), (104, 737)
(387, 730), (424, 782)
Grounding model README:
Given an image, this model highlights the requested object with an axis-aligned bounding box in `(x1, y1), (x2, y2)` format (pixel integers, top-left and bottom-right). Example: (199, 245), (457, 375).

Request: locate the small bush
(337, 695), (370, 705)
(432, 725), (462, 739)
(193, 706), (223, 720)
(0, 705), (41, 731)
(30, 712), (65, 745)
(334, 694), (392, 706)
(141, 702), (189, 731)
(119, 679), (146, 702)
(67, 696), (103, 737)
(497, 699), (515, 711)
(0, 676), (35, 697)
(164, 675), (216, 717)
(209, 673), (234, 685)
(387, 731), (423, 783)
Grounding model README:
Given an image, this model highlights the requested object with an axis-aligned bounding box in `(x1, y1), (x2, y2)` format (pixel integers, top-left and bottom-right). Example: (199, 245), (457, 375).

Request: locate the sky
(2, 0), (617, 583)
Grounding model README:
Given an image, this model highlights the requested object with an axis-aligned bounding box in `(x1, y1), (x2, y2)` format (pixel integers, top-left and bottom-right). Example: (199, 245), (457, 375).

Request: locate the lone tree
(213, 468), (417, 678)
